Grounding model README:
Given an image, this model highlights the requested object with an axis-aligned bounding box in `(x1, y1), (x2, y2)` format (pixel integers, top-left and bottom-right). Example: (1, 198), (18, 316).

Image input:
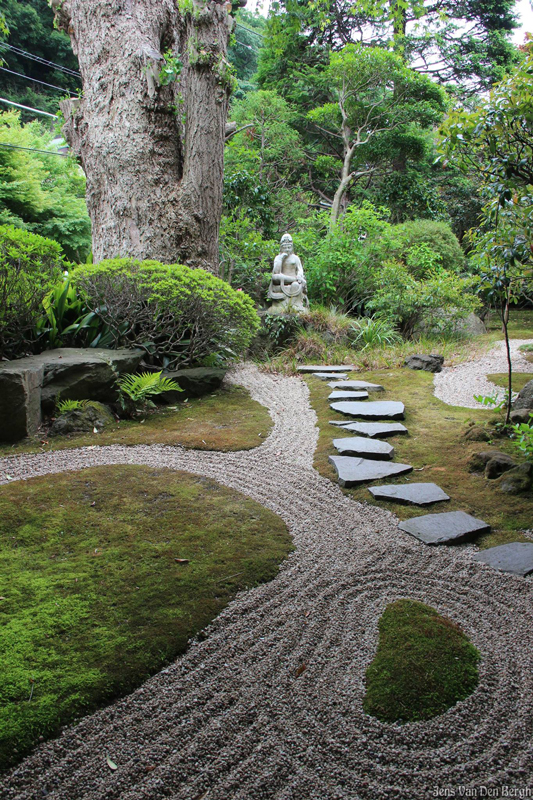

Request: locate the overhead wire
(0, 96), (58, 118)
(0, 142), (68, 157)
(0, 66), (78, 96)
(0, 42), (81, 77)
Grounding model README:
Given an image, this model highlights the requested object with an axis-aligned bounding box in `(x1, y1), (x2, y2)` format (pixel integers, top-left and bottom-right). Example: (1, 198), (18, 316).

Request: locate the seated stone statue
(267, 233), (309, 313)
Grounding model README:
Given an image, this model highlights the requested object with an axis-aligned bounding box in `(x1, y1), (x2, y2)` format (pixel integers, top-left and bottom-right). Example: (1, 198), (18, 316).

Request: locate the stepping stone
(329, 456), (413, 487)
(333, 436), (394, 460)
(297, 365), (354, 373)
(472, 543), (533, 576)
(313, 372), (348, 381)
(329, 421), (408, 438)
(328, 380), (384, 393)
(368, 483), (450, 505)
(329, 390), (369, 401)
(330, 400), (405, 420)
(398, 511), (490, 545)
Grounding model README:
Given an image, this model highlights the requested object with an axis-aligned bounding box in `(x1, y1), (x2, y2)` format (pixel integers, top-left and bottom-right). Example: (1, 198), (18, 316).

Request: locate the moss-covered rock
(49, 401), (115, 436)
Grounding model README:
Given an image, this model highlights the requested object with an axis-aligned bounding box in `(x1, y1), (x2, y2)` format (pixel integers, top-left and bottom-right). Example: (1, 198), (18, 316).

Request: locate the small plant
(118, 371), (182, 416)
(511, 417), (533, 462)
(349, 316), (402, 349)
(473, 392), (508, 412)
(158, 50), (182, 86)
(56, 398), (89, 414)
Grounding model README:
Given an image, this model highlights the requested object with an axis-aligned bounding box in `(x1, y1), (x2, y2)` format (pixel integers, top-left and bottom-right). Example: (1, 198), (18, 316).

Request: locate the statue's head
(280, 233), (294, 254)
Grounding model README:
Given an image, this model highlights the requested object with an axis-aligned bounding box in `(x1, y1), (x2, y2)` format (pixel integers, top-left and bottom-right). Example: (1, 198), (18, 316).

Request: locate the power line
(0, 142), (69, 157)
(235, 22), (265, 38)
(0, 66), (77, 96)
(0, 96), (58, 118)
(0, 42), (81, 78)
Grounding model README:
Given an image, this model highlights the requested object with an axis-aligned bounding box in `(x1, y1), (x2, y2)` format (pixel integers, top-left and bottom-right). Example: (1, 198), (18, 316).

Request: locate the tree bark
(54, 0), (235, 273)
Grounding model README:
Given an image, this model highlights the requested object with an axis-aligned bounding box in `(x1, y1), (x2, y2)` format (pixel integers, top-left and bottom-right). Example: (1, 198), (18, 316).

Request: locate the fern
(56, 398), (89, 414)
(117, 371), (182, 415)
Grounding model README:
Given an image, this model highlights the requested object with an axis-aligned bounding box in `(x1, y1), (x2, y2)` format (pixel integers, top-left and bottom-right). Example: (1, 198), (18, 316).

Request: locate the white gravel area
(1, 364), (533, 800)
(434, 339), (533, 409)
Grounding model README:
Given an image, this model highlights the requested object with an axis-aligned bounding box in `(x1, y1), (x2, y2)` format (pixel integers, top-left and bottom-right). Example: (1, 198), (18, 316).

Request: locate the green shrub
(392, 219), (466, 275)
(349, 316), (402, 349)
(0, 225), (66, 359)
(36, 277), (114, 351)
(73, 259), (260, 369)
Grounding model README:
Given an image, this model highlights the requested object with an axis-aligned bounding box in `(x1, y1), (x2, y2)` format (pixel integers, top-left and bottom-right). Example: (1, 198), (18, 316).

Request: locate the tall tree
(52, 0), (237, 272)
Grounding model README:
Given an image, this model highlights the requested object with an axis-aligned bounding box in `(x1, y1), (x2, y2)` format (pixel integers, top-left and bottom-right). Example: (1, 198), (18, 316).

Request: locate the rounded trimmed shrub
(0, 225), (66, 359)
(393, 219), (466, 276)
(72, 259), (260, 369)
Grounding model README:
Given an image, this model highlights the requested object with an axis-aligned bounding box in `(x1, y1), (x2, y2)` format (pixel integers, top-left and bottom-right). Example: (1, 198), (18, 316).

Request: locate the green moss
(487, 373), (533, 393)
(363, 599), (480, 723)
(0, 385), (273, 458)
(306, 367), (533, 548)
(0, 465), (292, 770)
(485, 308), (533, 339)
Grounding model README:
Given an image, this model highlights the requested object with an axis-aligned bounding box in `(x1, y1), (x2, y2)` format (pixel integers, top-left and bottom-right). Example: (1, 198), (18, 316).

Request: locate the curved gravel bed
(1, 365), (533, 800)
(434, 338), (533, 408)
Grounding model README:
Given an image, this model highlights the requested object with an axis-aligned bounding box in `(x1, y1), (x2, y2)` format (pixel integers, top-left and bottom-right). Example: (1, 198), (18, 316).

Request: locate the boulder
(0, 361), (44, 442)
(510, 408), (533, 425)
(513, 379), (533, 411)
(463, 424), (495, 443)
(497, 463), (533, 495)
(467, 450), (515, 478)
(404, 354), (444, 373)
(162, 367), (226, 400)
(49, 402), (115, 436)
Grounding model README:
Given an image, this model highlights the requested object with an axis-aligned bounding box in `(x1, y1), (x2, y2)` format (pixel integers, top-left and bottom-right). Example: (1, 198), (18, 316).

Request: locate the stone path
(1, 364), (533, 800)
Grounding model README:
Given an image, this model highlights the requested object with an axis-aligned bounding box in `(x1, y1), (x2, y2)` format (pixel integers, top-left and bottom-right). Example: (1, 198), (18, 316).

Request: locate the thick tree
(52, 0), (238, 272)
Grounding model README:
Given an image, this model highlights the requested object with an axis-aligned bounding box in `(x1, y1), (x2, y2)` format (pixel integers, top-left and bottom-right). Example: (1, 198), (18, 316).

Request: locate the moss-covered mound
(0, 465), (292, 770)
(363, 599), (480, 723)
(487, 373), (533, 393)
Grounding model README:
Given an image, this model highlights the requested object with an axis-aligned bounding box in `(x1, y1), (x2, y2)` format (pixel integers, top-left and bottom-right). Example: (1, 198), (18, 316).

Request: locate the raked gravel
(1, 364), (533, 800)
(434, 338), (533, 409)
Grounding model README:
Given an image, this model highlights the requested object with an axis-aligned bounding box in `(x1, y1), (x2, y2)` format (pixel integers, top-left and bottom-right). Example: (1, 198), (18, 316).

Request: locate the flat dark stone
(472, 543), (533, 576)
(329, 456), (412, 487)
(368, 483), (450, 505)
(333, 436), (394, 460)
(329, 391), (369, 401)
(328, 380), (384, 393)
(398, 510), (490, 545)
(313, 372), (348, 381)
(329, 421), (408, 438)
(330, 400), (405, 420)
(297, 365), (354, 373)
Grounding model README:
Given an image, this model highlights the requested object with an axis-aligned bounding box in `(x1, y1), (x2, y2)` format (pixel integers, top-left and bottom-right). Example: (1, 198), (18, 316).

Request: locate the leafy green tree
(307, 45), (446, 226)
(228, 9), (266, 98)
(0, 110), (91, 260)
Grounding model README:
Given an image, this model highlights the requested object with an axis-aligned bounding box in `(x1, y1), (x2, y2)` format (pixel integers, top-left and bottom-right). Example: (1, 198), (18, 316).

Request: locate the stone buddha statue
(267, 233), (309, 313)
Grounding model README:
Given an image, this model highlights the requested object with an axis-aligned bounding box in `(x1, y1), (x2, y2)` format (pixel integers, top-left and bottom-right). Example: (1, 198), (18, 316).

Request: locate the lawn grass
(363, 599), (480, 723)
(0, 385), (273, 459)
(306, 368), (532, 549)
(487, 373), (533, 393)
(485, 308), (533, 339)
(0, 465), (292, 770)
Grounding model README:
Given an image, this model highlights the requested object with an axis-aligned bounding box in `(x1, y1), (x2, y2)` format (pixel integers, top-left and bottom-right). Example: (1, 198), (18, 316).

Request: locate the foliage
(260, 312), (302, 349)
(0, 224), (65, 358)
(363, 599), (480, 723)
(35, 277), (113, 351)
(392, 219), (466, 275)
(73, 259), (260, 370)
(512, 418), (533, 462)
(349, 316), (402, 349)
(0, 111), (91, 260)
(158, 49), (182, 86)
(227, 8), (266, 98)
(0, 464), (292, 769)
(55, 398), (88, 414)
(117, 371), (182, 417)
(219, 210), (277, 301)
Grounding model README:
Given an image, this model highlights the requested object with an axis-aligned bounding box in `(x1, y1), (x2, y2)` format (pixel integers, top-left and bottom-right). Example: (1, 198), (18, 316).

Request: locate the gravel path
(1, 365), (533, 800)
(434, 338), (533, 409)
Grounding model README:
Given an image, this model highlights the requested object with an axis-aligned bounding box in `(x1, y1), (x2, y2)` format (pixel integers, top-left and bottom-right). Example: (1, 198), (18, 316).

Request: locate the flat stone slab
(329, 456), (413, 487)
(313, 372), (348, 381)
(333, 436), (394, 460)
(328, 380), (384, 393)
(297, 365), (354, 373)
(472, 543), (533, 576)
(330, 400), (405, 420)
(399, 510), (490, 545)
(368, 483), (450, 505)
(329, 391), (369, 401)
(329, 421), (408, 438)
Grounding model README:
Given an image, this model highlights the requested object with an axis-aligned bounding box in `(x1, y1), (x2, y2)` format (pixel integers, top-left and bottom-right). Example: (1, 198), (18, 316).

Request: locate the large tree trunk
(53, 0), (234, 273)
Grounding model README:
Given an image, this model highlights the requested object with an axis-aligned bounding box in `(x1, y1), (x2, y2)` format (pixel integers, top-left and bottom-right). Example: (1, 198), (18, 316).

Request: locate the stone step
(399, 510), (490, 545)
(313, 372), (349, 381)
(329, 456), (413, 487)
(328, 391), (369, 401)
(368, 483), (450, 506)
(473, 543), (533, 576)
(297, 365), (354, 373)
(333, 436), (394, 461)
(330, 400), (405, 420)
(328, 380), (384, 392)
(329, 421), (408, 438)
